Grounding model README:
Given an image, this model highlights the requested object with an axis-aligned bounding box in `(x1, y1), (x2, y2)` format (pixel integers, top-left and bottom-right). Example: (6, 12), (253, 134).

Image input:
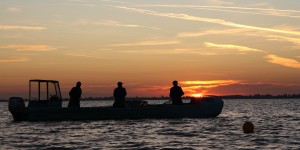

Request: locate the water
(1, 99), (299, 149)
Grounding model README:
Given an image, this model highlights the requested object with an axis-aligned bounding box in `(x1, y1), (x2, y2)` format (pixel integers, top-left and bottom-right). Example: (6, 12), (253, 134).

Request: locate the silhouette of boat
(8, 80), (224, 121)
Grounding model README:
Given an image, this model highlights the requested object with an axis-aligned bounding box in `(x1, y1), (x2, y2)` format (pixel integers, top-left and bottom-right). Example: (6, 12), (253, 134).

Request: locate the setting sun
(192, 93), (203, 98)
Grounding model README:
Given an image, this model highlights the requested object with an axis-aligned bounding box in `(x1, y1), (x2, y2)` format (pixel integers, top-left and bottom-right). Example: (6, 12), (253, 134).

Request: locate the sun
(192, 93), (203, 97)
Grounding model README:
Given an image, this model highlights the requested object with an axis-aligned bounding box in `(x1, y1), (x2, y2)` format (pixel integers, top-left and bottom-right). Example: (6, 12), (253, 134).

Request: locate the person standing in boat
(169, 80), (184, 105)
(68, 81), (82, 108)
(113, 82), (127, 108)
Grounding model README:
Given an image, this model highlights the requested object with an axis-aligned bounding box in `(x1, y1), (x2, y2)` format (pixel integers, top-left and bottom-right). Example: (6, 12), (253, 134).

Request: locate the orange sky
(1, 0), (300, 99)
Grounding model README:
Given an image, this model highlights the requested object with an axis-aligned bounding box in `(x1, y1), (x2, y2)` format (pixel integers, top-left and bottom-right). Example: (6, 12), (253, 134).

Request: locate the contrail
(135, 5), (300, 18)
(115, 6), (300, 36)
(137, 5), (300, 13)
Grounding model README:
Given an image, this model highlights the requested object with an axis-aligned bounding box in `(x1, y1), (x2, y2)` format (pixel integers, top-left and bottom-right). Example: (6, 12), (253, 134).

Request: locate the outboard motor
(8, 97), (26, 121)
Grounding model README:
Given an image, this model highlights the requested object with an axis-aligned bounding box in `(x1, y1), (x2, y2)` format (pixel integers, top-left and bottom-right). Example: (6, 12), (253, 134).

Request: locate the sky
(1, 0), (300, 99)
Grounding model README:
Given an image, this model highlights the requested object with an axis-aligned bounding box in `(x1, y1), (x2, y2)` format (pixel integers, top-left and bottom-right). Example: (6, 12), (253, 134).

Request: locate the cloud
(178, 28), (300, 47)
(265, 54), (300, 69)
(75, 19), (160, 30)
(0, 57), (30, 62)
(204, 42), (264, 53)
(182, 80), (240, 86)
(68, 0), (90, 2)
(65, 52), (108, 59)
(209, 82), (300, 95)
(5, 7), (21, 13)
(0, 25), (47, 31)
(117, 6), (300, 35)
(178, 28), (300, 50)
(181, 80), (241, 95)
(120, 48), (223, 56)
(209, 0), (234, 5)
(109, 40), (180, 47)
(101, 0), (133, 5)
(264, 35), (300, 48)
(181, 80), (300, 95)
(137, 5), (300, 18)
(0, 45), (56, 51)
(192, 7), (300, 19)
(177, 28), (248, 37)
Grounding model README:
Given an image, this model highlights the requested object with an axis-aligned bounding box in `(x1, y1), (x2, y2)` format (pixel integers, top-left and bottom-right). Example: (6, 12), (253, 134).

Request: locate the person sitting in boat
(113, 82), (127, 108)
(68, 81), (82, 108)
(169, 80), (184, 105)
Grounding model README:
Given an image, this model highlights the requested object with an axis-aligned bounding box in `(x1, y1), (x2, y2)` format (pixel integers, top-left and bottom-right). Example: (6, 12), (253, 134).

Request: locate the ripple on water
(1, 99), (300, 149)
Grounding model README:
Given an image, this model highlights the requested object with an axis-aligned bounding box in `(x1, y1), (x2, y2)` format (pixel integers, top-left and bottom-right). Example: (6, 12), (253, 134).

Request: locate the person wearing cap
(169, 80), (184, 105)
(113, 82), (127, 108)
(68, 81), (82, 108)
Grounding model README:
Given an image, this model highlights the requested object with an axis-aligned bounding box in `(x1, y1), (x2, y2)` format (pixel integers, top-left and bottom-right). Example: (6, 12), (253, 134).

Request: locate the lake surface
(1, 99), (299, 150)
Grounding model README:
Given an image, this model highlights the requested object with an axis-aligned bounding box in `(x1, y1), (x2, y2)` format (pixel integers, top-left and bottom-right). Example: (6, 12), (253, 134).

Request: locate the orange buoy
(243, 121), (254, 133)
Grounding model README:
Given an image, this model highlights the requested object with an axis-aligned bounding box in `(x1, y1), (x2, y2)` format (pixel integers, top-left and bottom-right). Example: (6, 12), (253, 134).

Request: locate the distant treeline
(79, 94), (300, 100)
(219, 94), (300, 99)
(1, 94), (300, 101)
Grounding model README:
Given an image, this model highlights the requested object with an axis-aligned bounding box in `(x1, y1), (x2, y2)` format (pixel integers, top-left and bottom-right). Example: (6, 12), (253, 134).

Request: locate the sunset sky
(1, 0), (300, 99)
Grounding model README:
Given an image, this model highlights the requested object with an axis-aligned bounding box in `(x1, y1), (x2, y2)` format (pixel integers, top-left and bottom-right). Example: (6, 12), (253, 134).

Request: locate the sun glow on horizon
(191, 93), (203, 97)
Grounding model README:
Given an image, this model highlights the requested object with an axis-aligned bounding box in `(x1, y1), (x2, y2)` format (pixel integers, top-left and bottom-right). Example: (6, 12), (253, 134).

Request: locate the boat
(8, 79), (224, 121)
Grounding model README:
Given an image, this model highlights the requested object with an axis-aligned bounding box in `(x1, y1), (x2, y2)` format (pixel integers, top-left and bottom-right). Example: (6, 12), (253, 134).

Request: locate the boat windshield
(29, 80), (62, 101)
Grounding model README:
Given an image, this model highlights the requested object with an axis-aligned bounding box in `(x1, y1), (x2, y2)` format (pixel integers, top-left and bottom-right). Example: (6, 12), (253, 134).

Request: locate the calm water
(0, 99), (299, 150)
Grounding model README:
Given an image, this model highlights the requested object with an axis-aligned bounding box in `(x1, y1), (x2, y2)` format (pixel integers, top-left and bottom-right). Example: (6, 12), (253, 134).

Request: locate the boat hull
(9, 98), (224, 121)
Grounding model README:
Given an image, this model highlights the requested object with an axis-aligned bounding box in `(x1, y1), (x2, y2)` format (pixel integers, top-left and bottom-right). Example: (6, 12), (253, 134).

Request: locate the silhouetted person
(113, 82), (127, 108)
(68, 81), (82, 108)
(169, 80), (184, 105)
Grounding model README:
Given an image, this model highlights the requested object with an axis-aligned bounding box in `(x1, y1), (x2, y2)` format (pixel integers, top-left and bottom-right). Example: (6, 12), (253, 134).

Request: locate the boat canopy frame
(29, 79), (62, 101)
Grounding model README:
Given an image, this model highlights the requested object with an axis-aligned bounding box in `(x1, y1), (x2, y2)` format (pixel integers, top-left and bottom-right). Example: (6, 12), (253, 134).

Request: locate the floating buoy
(243, 121), (254, 133)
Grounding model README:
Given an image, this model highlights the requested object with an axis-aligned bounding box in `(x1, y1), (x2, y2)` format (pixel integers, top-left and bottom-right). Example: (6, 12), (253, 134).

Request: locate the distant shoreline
(1, 94), (300, 102)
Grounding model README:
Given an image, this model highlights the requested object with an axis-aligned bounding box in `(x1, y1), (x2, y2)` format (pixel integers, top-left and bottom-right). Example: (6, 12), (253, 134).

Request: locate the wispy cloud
(181, 80), (241, 95)
(209, 0), (234, 5)
(204, 42), (264, 53)
(116, 6), (300, 36)
(264, 35), (300, 48)
(0, 45), (56, 51)
(5, 7), (21, 13)
(177, 28), (248, 37)
(209, 82), (300, 95)
(192, 7), (300, 19)
(182, 80), (240, 86)
(250, 3), (271, 7)
(68, 0), (89, 2)
(178, 27), (300, 44)
(109, 40), (180, 47)
(101, 0), (133, 5)
(0, 25), (47, 31)
(137, 5), (300, 17)
(120, 48), (221, 56)
(75, 19), (160, 30)
(265, 54), (300, 69)
(65, 52), (108, 59)
(0, 57), (30, 62)
(179, 28), (300, 49)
